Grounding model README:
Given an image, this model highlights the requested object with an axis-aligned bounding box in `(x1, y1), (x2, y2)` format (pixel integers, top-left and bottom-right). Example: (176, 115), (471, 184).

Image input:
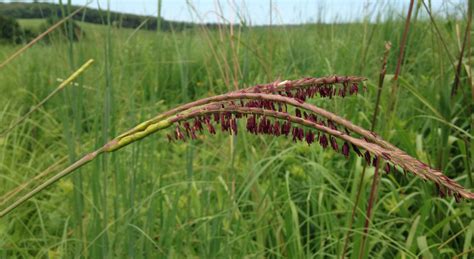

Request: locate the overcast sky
(3, 0), (466, 25)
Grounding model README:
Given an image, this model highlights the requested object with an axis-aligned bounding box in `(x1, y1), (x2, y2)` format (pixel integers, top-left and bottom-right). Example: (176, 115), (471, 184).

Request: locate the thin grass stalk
(371, 43), (392, 129)
(358, 157), (381, 259)
(421, 0), (455, 65)
(451, 0), (474, 190)
(447, 4), (473, 186)
(462, 0), (474, 188)
(0, 146), (107, 217)
(393, 0), (414, 82)
(185, 1), (232, 91)
(0, 59), (94, 137)
(422, 0), (472, 183)
(358, 42), (392, 257)
(358, 4), (379, 74)
(453, 248), (474, 259)
(97, 3), (114, 256)
(228, 12), (242, 200)
(1, 79), (473, 219)
(470, 0), (474, 101)
(451, 3), (471, 96)
(268, 0), (274, 80)
(341, 43), (391, 258)
(233, 35), (272, 77)
(0, 156), (68, 206)
(388, 0), (414, 114)
(125, 17), (152, 44)
(0, 5), (88, 70)
(469, 0), (474, 188)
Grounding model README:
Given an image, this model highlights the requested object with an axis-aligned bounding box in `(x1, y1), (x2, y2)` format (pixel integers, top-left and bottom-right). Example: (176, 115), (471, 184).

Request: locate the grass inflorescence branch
(1, 75), (473, 218)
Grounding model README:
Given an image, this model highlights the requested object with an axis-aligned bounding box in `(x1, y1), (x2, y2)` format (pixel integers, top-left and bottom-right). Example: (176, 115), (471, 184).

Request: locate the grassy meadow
(0, 3), (473, 258)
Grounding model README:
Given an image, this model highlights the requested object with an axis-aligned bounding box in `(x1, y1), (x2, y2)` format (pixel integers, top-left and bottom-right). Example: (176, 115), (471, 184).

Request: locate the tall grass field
(0, 1), (473, 258)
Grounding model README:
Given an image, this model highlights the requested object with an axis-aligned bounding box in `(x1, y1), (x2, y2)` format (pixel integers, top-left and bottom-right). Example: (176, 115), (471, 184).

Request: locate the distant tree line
(0, 2), (223, 32)
(0, 14), (83, 44)
(0, 15), (36, 44)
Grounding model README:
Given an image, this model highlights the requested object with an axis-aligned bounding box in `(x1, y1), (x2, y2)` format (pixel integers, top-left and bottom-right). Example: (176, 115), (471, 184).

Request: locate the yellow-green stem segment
(59, 59), (95, 89)
(106, 119), (172, 152)
(0, 59), (95, 137)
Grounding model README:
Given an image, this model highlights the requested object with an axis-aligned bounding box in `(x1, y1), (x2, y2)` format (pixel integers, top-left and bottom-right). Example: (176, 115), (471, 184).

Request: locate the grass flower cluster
(2, 75), (472, 218)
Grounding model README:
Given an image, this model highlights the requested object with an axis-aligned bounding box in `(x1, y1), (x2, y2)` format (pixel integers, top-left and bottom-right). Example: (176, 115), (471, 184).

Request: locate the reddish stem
(358, 157), (381, 259)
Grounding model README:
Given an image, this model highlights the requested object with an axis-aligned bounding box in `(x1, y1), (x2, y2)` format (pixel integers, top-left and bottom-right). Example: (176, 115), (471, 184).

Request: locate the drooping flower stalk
(118, 92), (396, 152)
(161, 105), (474, 201)
(1, 76), (473, 218)
(117, 75), (366, 139)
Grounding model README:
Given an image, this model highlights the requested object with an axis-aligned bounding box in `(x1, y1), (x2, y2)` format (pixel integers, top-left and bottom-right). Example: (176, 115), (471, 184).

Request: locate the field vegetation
(0, 1), (473, 258)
